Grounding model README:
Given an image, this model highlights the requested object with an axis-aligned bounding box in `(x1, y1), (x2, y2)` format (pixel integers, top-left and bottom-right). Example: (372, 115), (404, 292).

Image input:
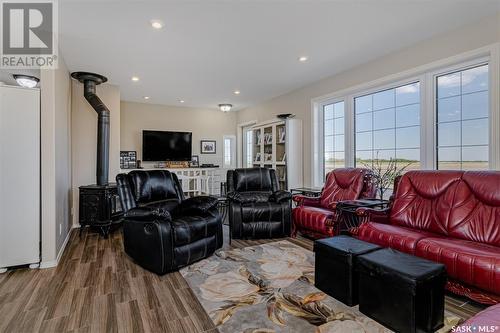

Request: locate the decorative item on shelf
(200, 140), (216, 154)
(281, 152), (286, 162)
(359, 151), (413, 200)
(254, 152), (261, 162)
(190, 155), (199, 167)
(120, 151), (137, 169)
(264, 153), (273, 162)
(264, 133), (273, 145)
(165, 161), (190, 168)
(136, 160), (142, 169)
(277, 113), (294, 119)
(255, 131), (262, 145)
(278, 126), (286, 143)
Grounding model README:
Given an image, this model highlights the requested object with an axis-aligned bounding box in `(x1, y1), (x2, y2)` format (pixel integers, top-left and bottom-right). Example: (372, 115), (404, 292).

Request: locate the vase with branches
(359, 151), (413, 200)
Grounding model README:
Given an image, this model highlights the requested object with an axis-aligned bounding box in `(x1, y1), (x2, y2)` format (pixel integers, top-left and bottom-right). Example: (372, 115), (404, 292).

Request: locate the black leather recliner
(227, 168), (292, 239)
(116, 170), (223, 275)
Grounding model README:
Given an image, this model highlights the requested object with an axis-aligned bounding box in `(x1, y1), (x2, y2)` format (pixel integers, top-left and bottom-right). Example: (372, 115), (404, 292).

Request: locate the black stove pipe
(71, 72), (110, 186)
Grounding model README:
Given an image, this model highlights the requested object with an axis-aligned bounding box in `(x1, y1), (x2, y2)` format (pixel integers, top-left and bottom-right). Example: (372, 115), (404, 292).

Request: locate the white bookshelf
(251, 118), (303, 190)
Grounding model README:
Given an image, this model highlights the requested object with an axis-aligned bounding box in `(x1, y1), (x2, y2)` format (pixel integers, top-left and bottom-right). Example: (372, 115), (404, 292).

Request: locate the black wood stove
(72, 72), (123, 237)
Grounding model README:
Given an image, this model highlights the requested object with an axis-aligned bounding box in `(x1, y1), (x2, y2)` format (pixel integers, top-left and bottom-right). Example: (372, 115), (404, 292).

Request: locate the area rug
(180, 240), (461, 333)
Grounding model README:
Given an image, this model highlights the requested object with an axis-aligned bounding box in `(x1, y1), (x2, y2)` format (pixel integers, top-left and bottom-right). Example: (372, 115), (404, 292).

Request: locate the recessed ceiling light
(179, 99), (185, 103)
(150, 19), (164, 29)
(131, 76), (139, 82)
(298, 56), (308, 62)
(143, 96), (150, 100)
(234, 90), (240, 95)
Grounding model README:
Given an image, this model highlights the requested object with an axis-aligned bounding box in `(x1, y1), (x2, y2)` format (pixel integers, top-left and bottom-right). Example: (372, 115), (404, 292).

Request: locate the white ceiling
(59, 0), (500, 111)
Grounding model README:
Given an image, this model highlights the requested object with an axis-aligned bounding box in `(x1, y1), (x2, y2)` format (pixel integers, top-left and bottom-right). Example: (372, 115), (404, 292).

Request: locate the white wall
(71, 81), (120, 227)
(236, 13), (500, 187)
(40, 55), (72, 265)
(120, 101), (237, 166)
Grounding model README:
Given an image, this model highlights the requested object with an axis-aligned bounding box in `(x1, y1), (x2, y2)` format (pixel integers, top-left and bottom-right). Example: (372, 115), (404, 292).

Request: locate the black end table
(336, 199), (389, 235)
(290, 187), (322, 197)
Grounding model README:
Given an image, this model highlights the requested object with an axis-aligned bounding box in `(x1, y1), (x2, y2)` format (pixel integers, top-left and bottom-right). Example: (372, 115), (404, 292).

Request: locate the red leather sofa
(292, 168), (375, 239)
(356, 170), (500, 304)
(456, 304), (500, 331)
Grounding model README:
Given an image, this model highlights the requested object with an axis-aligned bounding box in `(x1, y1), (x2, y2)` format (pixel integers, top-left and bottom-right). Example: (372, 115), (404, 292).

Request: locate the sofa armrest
(355, 207), (391, 224)
(179, 196), (218, 215)
(292, 194), (321, 207)
(271, 190), (292, 203)
(124, 207), (172, 222)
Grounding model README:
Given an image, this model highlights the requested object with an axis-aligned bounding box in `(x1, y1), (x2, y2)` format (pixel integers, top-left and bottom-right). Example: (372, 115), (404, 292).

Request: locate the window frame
(311, 44), (499, 188)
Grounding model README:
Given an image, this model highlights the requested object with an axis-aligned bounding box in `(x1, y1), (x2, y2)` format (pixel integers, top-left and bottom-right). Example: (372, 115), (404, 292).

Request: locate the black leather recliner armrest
(271, 190), (292, 203)
(178, 196), (219, 215)
(124, 207), (172, 222)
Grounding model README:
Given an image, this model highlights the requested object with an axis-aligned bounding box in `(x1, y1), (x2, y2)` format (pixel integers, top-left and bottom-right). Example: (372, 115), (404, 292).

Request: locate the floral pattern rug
(180, 240), (461, 333)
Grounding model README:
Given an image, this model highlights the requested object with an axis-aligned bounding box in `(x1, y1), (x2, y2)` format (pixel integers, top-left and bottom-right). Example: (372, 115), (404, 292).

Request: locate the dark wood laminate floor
(0, 226), (486, 333)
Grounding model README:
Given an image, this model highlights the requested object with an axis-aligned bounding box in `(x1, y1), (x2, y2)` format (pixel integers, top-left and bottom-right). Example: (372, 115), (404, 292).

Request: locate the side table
(335, 199), (389, 235)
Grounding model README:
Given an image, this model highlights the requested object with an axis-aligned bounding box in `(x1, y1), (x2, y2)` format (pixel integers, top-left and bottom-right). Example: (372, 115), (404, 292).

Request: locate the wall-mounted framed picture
(120, 151), (137, 169)
(190, 155), (199, 167)
(200, 140), (216, 154)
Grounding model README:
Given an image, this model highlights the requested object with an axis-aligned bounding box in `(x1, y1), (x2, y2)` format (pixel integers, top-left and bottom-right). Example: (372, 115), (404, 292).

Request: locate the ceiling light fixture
(298, 56), (308, 62)
(143, 96), (150, 100)
(179, 99), (185, 103)
(234, 90), (240, 95)
(12, 74), (39, 88)
(150, 19), (164, 29)
(131, 76), (140, 82)
(219, 104), (232, 112)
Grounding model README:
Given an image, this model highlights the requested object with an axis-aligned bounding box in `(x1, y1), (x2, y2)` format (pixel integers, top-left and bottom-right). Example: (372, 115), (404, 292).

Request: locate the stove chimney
(71, 72), (110, 186)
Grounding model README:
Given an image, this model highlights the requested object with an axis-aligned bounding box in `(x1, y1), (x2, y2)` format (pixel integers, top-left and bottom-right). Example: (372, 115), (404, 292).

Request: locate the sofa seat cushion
(171, 214), (220, 246)
(357, 222), (440, 254)
(293, 206), (336, 234)
(416, 238), (500, 295)
(241, 202), (283, 222)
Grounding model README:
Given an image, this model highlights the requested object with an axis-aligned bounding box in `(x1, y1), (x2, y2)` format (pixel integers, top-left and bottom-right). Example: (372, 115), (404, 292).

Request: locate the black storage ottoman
(357, 248), (446, 333)
(313, 235), (381, 306)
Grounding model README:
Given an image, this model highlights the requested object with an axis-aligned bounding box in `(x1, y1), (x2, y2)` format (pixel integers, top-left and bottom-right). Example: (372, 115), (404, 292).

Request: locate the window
(223, 135), (236, 168)
(436, 64), (489, 170)
(323, 101), (345, 176)
(243, 128), (253, 167)
(354, 82), (421, 170)
(312, 47), (497, 188)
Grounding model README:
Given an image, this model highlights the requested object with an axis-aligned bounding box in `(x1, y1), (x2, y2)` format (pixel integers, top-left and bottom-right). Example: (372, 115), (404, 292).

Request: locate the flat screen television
(142, 130), (192, 161)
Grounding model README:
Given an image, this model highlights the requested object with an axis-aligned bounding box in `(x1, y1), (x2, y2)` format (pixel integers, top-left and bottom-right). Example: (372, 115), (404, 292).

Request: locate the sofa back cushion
(230, 168), (277, 193)
(447, 171), (500, 246)
(320, 168), (372, 208)
(390, 170), (463, 235)
(128, 170), (183, 204)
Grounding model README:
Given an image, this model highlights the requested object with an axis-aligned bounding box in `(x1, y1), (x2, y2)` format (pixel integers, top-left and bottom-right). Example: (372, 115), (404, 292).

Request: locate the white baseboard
(39, 226), (75, 269)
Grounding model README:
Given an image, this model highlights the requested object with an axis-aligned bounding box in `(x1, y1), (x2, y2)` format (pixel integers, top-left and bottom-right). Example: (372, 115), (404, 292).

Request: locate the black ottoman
(357, 248), (446, 333)
(313, 235), (381, 306)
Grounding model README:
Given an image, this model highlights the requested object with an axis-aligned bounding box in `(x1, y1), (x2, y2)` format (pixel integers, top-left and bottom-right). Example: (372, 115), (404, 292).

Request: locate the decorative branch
(360, 151), (413, 199)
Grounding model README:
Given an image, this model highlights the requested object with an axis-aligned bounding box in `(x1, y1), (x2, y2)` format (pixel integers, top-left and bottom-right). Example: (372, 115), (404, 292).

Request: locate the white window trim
(311, 43), (500, 188)
(223, 134), (237, 168)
